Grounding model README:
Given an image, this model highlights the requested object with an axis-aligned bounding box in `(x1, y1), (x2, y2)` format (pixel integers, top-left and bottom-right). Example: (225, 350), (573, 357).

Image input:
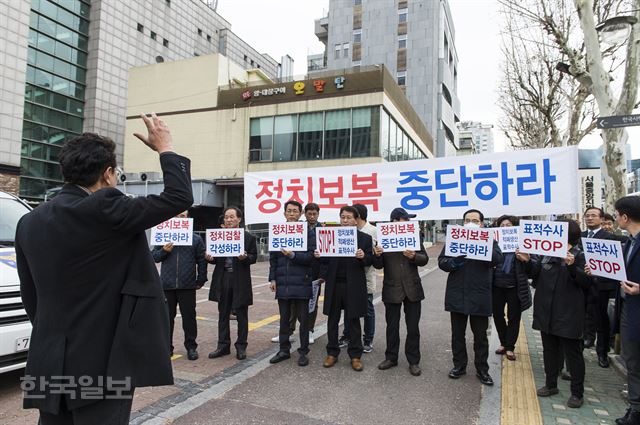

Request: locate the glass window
(30, 142), (46, 159)
(353, 30), (361, 43)
(54, 58), (72, 78)
(33, 68), (53, 88)
(38, 15), (57, 36)
(396, 125), (403, 161)
(273, 115), (297, 162)
(36, 50), (54, 72)
(67, 115), (82, 132)
(150, 31), (157, 40)
(343, 43), (349, 58)
(37, 0), (58, 20)
(33, 86), (50, 106)
(55, 41), (72, 62)
(37, 33), (55, 54)
(398, 35), (407, 49)
(249, 117), (273, 162)
(352, 107), (376, 157)
(298, 112), (323, 160)
(397, 71), (406, 86)
(324, 110), (351, 159)
(56, 8), (77, 29)
(380, 109), (390, 161)
(334, 44), (341, 59)
(55, 27), (74, 45)
(79, 3), (90, 18)
(137, 23), (144, 32)
(51, 92), (68, 111)
(399, 8), (408, 23)
(52, 76), (71, 96)
(388, 119), (397, 161)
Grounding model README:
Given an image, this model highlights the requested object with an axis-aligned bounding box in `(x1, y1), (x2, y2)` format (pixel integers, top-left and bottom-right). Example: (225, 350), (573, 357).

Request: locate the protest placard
(444, 225), (493, 261)
(377, 221), (420, 252)
(316, 226), (358, 257)
(518, 220), (568, 258)
(490, 226), (519, 253)
(582, 237), (627, 281)
(268, 222), (308, 251)
(206, 228), (244, 257)
(150, 217), (193, 246)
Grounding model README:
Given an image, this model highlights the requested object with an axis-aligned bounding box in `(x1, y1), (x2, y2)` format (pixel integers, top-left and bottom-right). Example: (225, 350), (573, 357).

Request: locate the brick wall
(0, 172), (19, 195)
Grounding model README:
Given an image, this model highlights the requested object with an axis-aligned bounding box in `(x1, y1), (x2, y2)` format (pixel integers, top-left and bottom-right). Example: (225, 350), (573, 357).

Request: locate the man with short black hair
(614, 196), (640, 425)
(16, 114), (193, 424)
(438, 209), (503, 386)
(305, 202), (322, 344)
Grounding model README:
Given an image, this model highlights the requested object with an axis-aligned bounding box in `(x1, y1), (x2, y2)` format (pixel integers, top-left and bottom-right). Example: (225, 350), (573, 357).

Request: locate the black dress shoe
(567, 395), (583, 408)
(409, 364), (422, 376)
(269, 351), (291, 364)
(208, 348), (231, 359)
(476, 372), (494, 386)
(236, 348), (247, 360)
(448, 366), (466, 379)
(584, 338), (595, 348)
(616, 409), (640, 425)
(561, 371), (572, 381)
(187, 349), (199, 361)
(537, 386), (559, 397)
(298, 354), (309, 367)
(616, 408), (631, 425)
(378, 359), (398, 370)
(598, 355), (610, 368)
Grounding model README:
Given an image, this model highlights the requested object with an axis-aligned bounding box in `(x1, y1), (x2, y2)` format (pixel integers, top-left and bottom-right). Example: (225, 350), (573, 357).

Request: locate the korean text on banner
(243, 146), (579, 224)
(316, 226), (358, 257)
(206, 228), (245, 257)
(377, 221), (420, 252)
(151, 218), (193, 246)
(518, 220), (568, 258)
(269, 222), (308, 252)
(583, 238), (627, 281)
(490, 227), (519, 253)
(444, 225), (493, 261)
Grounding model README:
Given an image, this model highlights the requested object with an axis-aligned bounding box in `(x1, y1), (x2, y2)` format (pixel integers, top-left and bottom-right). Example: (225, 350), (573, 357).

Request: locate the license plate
(15, 337), (30, 351)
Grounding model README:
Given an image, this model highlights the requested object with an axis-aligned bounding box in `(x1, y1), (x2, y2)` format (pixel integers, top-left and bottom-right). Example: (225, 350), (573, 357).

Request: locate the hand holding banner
(518, 220), (568, 258)
(583, 238), (627, 281)
(444, 225), (493, 261)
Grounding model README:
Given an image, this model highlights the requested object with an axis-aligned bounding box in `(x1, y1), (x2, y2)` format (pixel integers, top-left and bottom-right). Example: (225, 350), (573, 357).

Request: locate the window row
(137, 24), (169, 47)
(334, 43), (350, 59)
(20, 157), (63, 182)
(27, 47), (86, 84)
(25, 83), (84, 116)
(197, 27), (213, 42)
(26, 65), (86, 100)
(28, 29), (88, 68)
(24, 102), (84, 133)
(19, 176), (62, 199)
(21, 139), (62, 163)
(32, 0), (90, 35)
(249, 107), (379, 163)
(380, 109), (427, 162)
(30, 11), (88, 52)
(22, 121), (79, 146)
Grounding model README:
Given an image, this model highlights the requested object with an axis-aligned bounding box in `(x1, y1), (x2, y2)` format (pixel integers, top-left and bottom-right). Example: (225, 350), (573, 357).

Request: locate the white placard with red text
(243, 146), (579, 224)
(150, 218), (193, 246)
(490, 227), (520, 253)
(206, 228), (244, 257)
(269, 222), (308, 251)
(377, 221), (420, 252)
(316, 226), (358, 257)
(582, 237), (627, 281)
(518, 220), (568, 258)
(444, 225), (493, 261)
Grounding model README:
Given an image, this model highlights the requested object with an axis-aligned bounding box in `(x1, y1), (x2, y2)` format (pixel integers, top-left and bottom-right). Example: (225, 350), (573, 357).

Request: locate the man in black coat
(438, 209), (503, 386)
(152, 211), (207, 361)
(207, 206), (257, 361)
(15, 114), (193, 424)
(581, 207), (621, 367)
(317, 206), (374, 372)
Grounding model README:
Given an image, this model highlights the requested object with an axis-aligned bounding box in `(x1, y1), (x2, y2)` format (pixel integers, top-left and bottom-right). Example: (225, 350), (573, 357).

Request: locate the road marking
(171, 354), (183, 361)
(248, 314), (280, 331)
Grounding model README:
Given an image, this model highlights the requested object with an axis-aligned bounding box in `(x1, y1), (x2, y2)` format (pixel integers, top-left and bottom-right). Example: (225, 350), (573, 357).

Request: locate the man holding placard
(152, 211), (207, 360)
(206, 207), (257, 361)
(613, 196), (640, 425)
(373, 207), (428, 376)
(438, 209), (503, 386)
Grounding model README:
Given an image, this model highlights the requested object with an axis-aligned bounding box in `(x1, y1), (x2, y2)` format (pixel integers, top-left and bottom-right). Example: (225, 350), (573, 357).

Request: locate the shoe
(495, 347), (506, 355)
(298, 354), (309, 367)
(323, 355), (338, 368)
(269, 351), (290, 364)
(409, 364), (422, 376)
(230, 313), (237, 321)
(236, 348), (246, 360)
(338, 336), (349, 348)
(187, 349), (199, 361)
(616, 409), (631, 425)
(598, 355), (610, 368)
(584, 338), (595, 348)
(309, 331), (315, 345)
(615, 408), (640, 425)
(271, 334), (295, 343)
(476, 372), (494, 386)
(378, 359), (398, 370)
(561, 371), (572, 381)
(208, 348), (230, 359)
(567, 395), (584, 408)
(363, 342), (373, 353)
(506, 351), (516, 361)
(536, 386), (559, 397)
(448, 366), (466, 379)
(351, 358), (363, 371)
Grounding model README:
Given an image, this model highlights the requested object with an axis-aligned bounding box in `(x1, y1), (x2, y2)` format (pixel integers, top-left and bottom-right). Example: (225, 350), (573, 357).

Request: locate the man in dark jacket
(614, 196), (640, 425)
(317, 206), (374, 372)
(207, 206), (257, 360)
(15, 114), (192, 424)
(581, 206), (620, 367)
(152, 211), (207, 360)
(438, 209), (503, 386)
(373, 207), (429, 376)
(269, 200), (316, 367)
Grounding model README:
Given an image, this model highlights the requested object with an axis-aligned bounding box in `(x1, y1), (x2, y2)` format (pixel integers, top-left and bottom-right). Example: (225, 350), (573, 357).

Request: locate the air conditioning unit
(120, 172), (141, 182)
(140, 172), (161, 182)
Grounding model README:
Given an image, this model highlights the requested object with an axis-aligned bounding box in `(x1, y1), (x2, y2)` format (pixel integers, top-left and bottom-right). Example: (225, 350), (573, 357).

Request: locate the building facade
(458, 121), (494, 154)
(1, 0), (288, 201)
(311, 0), (460, 158)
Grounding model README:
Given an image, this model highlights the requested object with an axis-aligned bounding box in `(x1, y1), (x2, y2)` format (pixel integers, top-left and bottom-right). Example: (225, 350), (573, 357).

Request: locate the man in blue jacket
(152, 211), (207, 361)
(614, 196), (640, 425)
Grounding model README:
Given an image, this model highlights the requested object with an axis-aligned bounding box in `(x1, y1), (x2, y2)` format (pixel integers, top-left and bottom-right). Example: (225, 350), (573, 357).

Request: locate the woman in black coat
(492, 215), (532, 361)
(526, 219), (592, 409)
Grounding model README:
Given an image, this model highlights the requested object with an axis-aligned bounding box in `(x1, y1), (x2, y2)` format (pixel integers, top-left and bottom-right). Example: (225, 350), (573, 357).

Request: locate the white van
(0, 190), (32, 373)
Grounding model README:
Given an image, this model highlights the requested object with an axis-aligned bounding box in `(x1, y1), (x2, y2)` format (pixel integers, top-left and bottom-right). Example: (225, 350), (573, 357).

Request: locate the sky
(215, 0), (634, 156)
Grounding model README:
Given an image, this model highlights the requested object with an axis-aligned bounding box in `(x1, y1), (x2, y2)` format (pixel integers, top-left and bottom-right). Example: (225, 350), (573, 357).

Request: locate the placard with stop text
(444, 225), (493, 261)
(151, 217), (193, 246)
(268, 222), (308, 251)
(582, 237), (627, 281)
(206, 228), (244, 257)
(316, 226), (358, 257)
(376, 221), (420, 252)
(518, 220), (568, 258)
